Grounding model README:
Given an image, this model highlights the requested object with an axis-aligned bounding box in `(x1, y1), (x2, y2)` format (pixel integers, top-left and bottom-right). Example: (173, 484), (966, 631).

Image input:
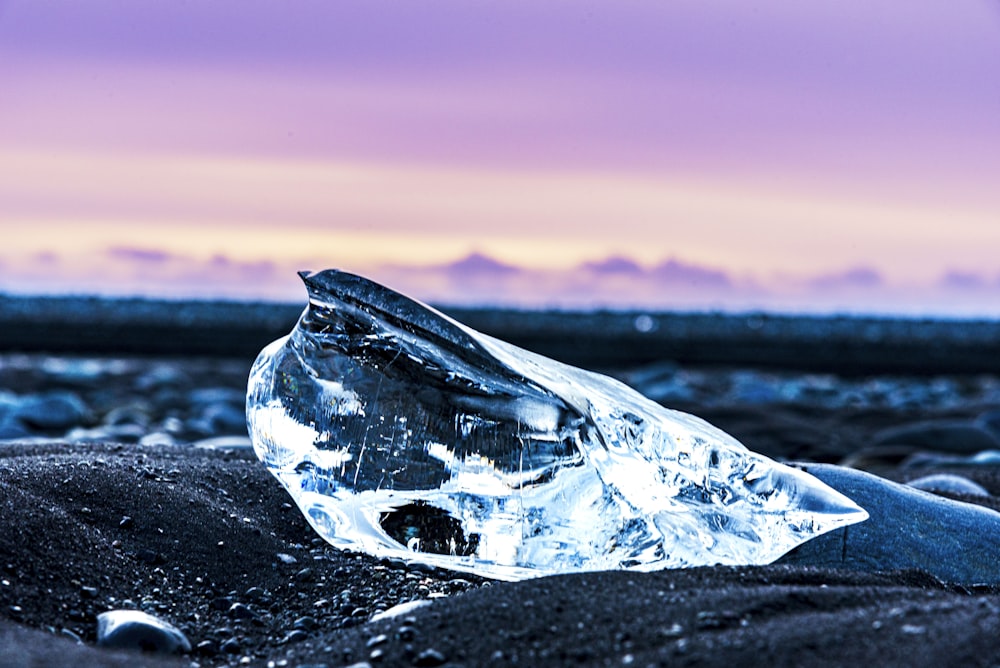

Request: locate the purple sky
(1, 1), (999, 315)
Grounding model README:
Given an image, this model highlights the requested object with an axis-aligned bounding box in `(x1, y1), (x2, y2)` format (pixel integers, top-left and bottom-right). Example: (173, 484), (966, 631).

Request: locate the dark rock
(839, 445), (920, 473)
(244, 586), (270, 603)
(198, 402), (248, 434)
(873, 420), (999, 453)
(60, 628), (83, 643)
(779, 464), (1000, 584)
(220, 637), (242, 654)
(412, 648), (448, 666)
(188, 387), (246, 406)
(976, 410), (1000, 439)
(366, 633), (389, 648)
(96, 609), (191, 654)
(0, 416), (30, 440)
(293, 615), (318, 631)
(195, 639), (218, 655)
(227, 602), (257, 620)
(14, 392), (89, 430)
(282, 629), (308, 644)
(906, 474), (990, 497)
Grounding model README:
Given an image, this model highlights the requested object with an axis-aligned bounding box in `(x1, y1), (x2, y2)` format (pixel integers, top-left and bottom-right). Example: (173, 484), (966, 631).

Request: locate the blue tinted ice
(247, 270), (867, 580)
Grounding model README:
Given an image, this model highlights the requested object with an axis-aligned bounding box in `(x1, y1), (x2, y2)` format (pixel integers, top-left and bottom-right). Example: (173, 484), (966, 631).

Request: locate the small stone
(60, 628), (83, 644)
(220, 637), (242, 654)
(14, 392), (89, 430)
(243, 587), (271, 604)
(874, 420), (999, 453)
(276, 553), (297, 564)
(412, 648), (448, 667)
(906, 474), (990, 497)
(139, 432), (176, 446)
(199, 402), (250, 434)
(282, 629), (308, 644)
(228, 602), (257, 620)
(96, 609), (191, 654)
(80, 585), (99, 598)
(196, 639), (219, 655)
(293, 615), (318, 631)
(366, 634), (389, 648)
(0, 415), (30, 440)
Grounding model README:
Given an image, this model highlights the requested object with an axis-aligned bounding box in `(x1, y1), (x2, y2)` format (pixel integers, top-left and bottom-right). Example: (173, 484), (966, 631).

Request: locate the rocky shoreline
(4, 293), (1000, 373)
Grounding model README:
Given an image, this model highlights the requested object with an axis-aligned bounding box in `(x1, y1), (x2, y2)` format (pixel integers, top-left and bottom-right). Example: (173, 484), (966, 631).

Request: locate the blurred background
(2, 1), (999, 316)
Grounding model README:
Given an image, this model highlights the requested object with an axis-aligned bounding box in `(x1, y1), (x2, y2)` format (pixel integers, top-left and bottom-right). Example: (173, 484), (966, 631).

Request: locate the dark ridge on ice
(1, 293), (999, 374)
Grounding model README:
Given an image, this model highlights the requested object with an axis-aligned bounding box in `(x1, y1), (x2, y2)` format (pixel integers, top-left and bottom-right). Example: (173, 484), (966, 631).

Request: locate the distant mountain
(439, 252), (521, 277)
(939, 270), (989, 290)
(651, 258), (732, 288)
(107, 246), (172, 263)
(808, 266), (883, 290)
(580, 256), (644, 275)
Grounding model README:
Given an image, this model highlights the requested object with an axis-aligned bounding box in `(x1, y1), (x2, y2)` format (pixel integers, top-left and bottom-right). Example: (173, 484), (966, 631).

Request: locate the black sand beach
(4, 297), (1000, 666)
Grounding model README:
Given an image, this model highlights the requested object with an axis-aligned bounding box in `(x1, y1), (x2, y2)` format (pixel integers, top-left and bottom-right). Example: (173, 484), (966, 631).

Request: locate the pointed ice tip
(787, 463), (869, 528)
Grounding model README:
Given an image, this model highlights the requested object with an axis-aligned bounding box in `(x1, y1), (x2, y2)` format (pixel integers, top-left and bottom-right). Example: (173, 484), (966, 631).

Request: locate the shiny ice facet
(247, 270), (867, 580)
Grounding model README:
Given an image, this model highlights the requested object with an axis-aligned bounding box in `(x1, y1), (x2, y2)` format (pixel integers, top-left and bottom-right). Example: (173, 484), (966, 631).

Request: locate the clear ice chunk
(247, 270), (868, 580)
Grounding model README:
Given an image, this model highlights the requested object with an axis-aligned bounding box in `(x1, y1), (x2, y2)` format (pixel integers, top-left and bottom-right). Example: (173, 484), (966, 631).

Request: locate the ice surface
(247, 270), (867, 580)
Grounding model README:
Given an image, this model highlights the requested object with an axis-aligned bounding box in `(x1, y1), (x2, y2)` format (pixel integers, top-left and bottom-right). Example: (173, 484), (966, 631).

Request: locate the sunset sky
(2, 1), (999, 316)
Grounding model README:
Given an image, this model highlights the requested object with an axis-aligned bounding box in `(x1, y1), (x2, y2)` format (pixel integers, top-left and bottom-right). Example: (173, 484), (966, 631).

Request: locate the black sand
(3, 300), (1000, 666)
(6, 443), (1000, 667)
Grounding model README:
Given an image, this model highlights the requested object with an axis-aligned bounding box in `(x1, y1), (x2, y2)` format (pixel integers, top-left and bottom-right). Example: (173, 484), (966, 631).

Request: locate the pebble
(0, 415), (29, 440)
(196, 402), (248, 434)
(872, 420), (999, 453)
(227, 602), (258, 620)
(282, 629), (308, 644)
(220, 637), (242, 654)
(906, 474), (990, 497)
(96, 609), (191, 654)
(12, 391), (89, 430)
(370, 600), (431, 621)
(977, 410), (1000, 439)
(293, 615), (318, 630)
(139, 432), (177, 446)
(412, 648), (448, 666)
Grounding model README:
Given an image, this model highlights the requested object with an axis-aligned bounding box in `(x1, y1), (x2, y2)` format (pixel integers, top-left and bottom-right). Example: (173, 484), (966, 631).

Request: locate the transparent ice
(247, 270), (867, 581)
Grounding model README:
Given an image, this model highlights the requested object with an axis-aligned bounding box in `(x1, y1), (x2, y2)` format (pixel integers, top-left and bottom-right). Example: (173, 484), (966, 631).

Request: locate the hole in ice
(380, 502), (480, 557)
